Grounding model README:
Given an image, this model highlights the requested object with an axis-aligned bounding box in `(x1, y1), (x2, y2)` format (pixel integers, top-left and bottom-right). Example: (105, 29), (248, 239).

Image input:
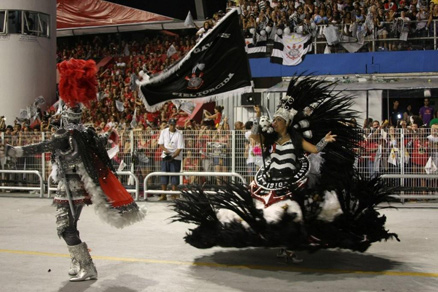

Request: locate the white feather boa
(76, 163), (146, 228)
(317, 190), (343, 222)
(255, 199), (303, 224)
(216, 198), (303, 227)
(215, 190), (342, 227)
(216, 209), (250, 229)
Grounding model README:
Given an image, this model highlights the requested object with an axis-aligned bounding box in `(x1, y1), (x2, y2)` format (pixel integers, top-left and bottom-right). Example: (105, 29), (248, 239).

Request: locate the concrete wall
(0, 0), (57, 124)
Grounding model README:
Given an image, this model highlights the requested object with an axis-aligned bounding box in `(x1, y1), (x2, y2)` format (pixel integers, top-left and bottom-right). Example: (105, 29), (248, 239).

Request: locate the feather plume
(57, 59), (98, 108)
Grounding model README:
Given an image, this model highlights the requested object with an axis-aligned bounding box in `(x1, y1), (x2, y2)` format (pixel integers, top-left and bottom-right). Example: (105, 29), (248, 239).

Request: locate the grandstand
(1, 0), (438, 199)
(0, 1), (438, 291)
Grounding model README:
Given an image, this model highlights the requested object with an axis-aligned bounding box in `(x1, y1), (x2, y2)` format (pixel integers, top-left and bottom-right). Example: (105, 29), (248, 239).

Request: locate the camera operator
(158, 118), (185, 200)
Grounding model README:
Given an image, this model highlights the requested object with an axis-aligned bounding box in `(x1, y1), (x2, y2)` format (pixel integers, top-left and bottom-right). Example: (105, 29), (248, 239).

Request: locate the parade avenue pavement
(0, 195), (437, 292)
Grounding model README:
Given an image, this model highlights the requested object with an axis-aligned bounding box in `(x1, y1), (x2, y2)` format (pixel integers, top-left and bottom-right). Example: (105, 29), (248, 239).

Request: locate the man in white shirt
(158, 118), (185, 200)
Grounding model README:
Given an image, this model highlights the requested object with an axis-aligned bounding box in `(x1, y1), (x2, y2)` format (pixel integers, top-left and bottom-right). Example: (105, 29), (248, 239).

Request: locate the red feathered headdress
(57, 59), (98, 108)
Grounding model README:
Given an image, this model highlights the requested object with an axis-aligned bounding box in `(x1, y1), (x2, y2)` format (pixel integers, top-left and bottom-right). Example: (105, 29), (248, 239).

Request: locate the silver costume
(7, 59), (145, 281)
(8, 117), (145, 281)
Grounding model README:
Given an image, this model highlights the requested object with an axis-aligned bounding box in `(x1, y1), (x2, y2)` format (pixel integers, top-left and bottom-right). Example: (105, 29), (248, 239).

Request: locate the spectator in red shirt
(204, 105), (224, 128)
(407, 123), (428, 190)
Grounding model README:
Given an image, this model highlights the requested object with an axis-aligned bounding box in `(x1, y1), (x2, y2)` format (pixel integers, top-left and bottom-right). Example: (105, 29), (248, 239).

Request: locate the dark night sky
(104, 0), (227, 21)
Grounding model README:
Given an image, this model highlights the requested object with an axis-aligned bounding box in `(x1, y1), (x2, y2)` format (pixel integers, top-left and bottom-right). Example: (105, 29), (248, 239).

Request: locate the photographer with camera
(158, 118), (185, 200)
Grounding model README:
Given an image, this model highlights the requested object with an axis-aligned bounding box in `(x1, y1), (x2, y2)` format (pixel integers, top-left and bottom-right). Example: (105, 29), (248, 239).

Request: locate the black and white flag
(139, 9), (253, 111)
(245, 33), (267, 58)
(270, 33), (311, 66)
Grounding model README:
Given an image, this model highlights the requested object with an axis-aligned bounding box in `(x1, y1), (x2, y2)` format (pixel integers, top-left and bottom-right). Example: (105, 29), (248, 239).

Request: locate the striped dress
(267, 139), (297, 180)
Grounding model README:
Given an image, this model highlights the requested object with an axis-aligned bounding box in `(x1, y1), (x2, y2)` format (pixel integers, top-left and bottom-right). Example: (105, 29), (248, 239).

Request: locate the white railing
(47, 171), (139, 200)
(0, 170), (44, 197)
(2, 128), (438, 202)
(143, 171), (246, 200)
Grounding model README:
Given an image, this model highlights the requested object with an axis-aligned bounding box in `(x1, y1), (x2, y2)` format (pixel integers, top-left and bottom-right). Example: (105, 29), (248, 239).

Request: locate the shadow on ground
(192, 247), (402, 275)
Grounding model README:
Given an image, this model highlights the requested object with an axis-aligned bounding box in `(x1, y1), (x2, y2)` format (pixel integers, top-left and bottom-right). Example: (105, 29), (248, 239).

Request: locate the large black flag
(139, 9), (253, 111)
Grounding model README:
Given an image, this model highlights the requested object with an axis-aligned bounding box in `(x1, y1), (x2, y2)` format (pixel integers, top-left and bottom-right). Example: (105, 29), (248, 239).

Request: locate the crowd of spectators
(1, 1), (438, 194)
(359, 98), (438, 193)
(55, 31), (201, 134)
(2, 0), (437, 134)
(233, 0), (438, 52)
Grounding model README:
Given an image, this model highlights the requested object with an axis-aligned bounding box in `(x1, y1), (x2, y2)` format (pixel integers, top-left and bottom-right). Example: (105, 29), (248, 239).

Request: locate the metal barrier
(118, 171), (139, 201)
(143, 171), (246, 200)
(0, 170), (44, 197)
(381, 174), (438, 201)
(3, 129), (438, 203)
(47, 171), (139, 200)
(311, 19), (438, 53)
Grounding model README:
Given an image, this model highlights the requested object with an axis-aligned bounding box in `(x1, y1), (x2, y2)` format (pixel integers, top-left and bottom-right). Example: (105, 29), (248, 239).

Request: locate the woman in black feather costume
(172, 76), (399, 261)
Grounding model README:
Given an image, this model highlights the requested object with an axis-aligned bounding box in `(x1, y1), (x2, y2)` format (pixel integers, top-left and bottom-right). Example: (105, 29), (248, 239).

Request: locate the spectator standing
(375, 8), (389, 50)
(419, 98), (434, 127)
(151, 125), (164, 186)
(363, 117), (374, 130)
(182, 150), (199, 185)
(0, 116), (5, 131)
(244, 120), (256, 183)
(427, 119), (438, 188)
(363, 120), (387, 178)
(196, 21), (212, 41)
(134, 126), (153, 188)
(204, 105), (224, 128)
(385, 125), (401, 186)
(403, 104), (414, 126)
(407, 122), (428, 191)
(210, 122), (230, 185)
(416, 5), (429, 38)
(426, 4), (438, 34)
(0, 143), (6, 185)
(197, 123), (214, 184)
(390, 100), (403, 126)
(158, 118), (185, 200)
(234, 121), (244, 131)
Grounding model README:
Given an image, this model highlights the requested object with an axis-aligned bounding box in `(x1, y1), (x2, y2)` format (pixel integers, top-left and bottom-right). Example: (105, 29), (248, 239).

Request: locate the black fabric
(62, 205), (84, 246)
(139, 9), (252, 108)
(71, 128), (116, 185)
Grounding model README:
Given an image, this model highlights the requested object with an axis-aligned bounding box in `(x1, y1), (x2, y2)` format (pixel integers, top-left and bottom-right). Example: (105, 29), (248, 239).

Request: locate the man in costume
(173, 76), (398, 261)
(7, 59), (146, 281)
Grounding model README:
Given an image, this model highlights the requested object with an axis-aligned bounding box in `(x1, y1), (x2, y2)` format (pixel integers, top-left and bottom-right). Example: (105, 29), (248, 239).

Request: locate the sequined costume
(7, 59), (145, 281)
(11, 125), (145, 232)
(173, 76), (399, 255)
